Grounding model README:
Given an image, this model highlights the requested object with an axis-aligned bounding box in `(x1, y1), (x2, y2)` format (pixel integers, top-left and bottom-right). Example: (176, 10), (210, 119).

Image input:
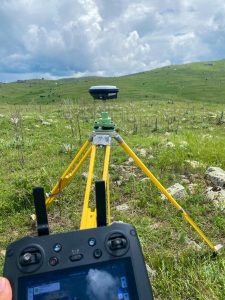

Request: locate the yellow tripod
(45, 112), (222, 252)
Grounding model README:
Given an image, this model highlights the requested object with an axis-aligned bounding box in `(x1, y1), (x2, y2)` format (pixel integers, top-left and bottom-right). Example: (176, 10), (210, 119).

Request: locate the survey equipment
(43, 88), (221, 252)
(89, 85), (119, 100)
(3, 86), (222, 300)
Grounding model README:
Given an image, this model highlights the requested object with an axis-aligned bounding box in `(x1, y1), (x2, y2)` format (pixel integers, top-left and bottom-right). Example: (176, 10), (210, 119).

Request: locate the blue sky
(1, 0), (225, 82)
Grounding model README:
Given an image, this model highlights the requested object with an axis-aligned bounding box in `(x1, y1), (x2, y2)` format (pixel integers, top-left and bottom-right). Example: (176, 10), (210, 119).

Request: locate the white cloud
(0, 0), (225, 81)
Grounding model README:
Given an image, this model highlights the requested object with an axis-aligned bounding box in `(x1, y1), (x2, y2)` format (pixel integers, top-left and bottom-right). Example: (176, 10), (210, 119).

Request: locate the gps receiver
(3, 185), (154, 300)
(89, 85), (119, 100)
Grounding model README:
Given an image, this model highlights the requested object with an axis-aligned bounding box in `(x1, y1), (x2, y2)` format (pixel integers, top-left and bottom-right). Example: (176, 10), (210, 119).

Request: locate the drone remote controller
(3, 187), (153, 300)
(4, 222), (153, 299)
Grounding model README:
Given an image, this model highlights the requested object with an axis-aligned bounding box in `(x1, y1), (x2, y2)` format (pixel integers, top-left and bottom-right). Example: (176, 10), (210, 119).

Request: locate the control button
(105, 232), (129, 257)
(53, 243), (62, 253)
(19, 247), (43, 273)
(69, 254), (83, 262)
(130, 229), (136, 236)
(88, 238), (96, 247)
(20, 252), (41, 266)
(93, 249), (102, 259)
(49, 257), (59, 266)
(109, 237), (127, 250)
(23, 253), (32, 263)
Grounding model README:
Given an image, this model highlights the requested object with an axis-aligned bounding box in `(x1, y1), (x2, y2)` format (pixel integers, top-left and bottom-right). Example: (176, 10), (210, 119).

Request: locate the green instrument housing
(94, 112), (115, 132)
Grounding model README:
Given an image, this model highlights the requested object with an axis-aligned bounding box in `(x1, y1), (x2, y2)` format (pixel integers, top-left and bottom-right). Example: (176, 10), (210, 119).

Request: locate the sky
(1, 0), (225, 82)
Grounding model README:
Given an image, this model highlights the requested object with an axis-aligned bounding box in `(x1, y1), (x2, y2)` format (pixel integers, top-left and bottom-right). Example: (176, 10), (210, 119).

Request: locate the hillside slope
(121, 59), (225, 102)
(1, 59), (225, 104)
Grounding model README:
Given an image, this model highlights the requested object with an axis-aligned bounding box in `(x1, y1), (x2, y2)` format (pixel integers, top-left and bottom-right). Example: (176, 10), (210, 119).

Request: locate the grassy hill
(0, 60), (225, 299)
(1, 59), (225, 104)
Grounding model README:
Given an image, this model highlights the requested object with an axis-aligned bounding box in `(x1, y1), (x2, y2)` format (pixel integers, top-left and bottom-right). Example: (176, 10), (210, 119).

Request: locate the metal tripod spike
(45, 111), (223, 253)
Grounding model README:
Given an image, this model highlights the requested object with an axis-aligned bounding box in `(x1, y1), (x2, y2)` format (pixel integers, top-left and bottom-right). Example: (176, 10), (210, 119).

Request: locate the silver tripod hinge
(93, 135), (112, 146)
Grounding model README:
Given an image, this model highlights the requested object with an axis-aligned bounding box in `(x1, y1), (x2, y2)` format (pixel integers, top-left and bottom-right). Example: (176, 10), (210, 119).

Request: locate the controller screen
(19, 257), (139, 300)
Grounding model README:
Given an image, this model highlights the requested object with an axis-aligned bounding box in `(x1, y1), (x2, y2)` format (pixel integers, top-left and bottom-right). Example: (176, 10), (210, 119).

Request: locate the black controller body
(4, 222), (153, 300)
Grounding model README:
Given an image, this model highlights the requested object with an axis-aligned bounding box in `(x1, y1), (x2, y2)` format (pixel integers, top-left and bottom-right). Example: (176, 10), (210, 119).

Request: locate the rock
(161, 183), (187, 200)
(12, 230), (19, 237)
(116, 180), (122, 186)
(180, 174), (190, 184)
(190, 173), (202, 181)
(62, 143), (74, 152)
(119, 165), (126, 172)
(149, 222), (163, 230)
(116, 203), (129, 211)
(188, 183), (198, 194)
(180, 175), (188, 179)
(179, 141), (188, 149)
(30, 214), (36, 221)
(82, 172), (96, 179)
(185, 160), (203, 169)
(30, 214), (36, 227)
(47, 119), (53, 123)
(11, 117), (19, 124)
(165, 142), (175, 148)
(146, 264), (156, 280)
(205, 167), (225, 188)
(42, 121), (51, 126)
(214, 244), (224, 252)
(208, 113), (217, 119)
(126, 157), (134, 164)
(181, 178), (190, 184)
(202, 134), (212, 139)
(205, 186), (225, 210)
(186, 239), (202, 251)
(139, 148), (147, 157)
(82, 172), (89, 178)
(136, 147), (153, 157)
(165, 132), (171, 136)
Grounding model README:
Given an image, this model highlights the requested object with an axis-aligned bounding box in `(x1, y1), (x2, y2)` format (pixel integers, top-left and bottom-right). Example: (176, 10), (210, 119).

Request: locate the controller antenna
(33, 187), (49, 236)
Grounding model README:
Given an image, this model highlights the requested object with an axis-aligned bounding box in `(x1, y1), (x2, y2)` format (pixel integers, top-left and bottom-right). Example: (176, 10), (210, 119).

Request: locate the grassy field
(1, 59), (225, 104)
(0, 61), (225, 299)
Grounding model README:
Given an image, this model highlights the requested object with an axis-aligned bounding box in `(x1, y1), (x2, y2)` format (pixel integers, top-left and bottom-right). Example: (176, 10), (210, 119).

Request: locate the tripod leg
(46, 140), (90, 207)
(68, 147), (92, 180)
(80, 145), (97, 229)
(102, 145), (111, 224)
(106, 174), (110, 224)
(119, 140), (216, 251)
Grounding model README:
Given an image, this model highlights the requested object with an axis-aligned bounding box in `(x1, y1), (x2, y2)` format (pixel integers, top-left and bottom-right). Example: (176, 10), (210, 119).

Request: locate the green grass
(1, 59), (225, 104)
(0, 61), (225, 299)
